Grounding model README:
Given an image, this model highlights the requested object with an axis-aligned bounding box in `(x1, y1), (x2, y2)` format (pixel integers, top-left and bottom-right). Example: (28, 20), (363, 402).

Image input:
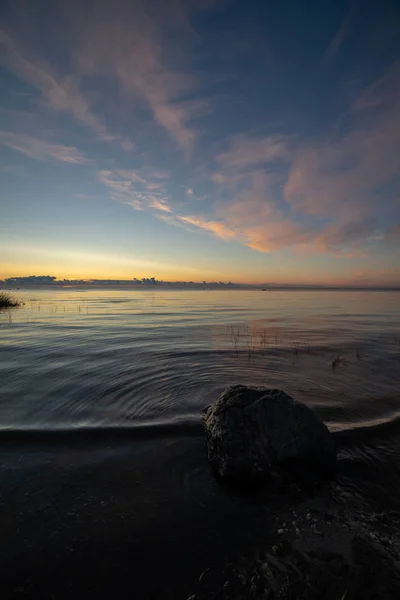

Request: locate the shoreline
(2, 433), (400, 599)
(2, 285), (400, 292)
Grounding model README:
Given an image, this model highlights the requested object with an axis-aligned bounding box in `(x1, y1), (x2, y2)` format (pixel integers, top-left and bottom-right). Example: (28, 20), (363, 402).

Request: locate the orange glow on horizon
(1, 262), (399, 287)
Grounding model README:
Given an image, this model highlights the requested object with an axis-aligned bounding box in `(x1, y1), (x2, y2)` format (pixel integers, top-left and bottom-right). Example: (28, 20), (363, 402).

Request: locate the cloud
(66, 0), (213, 153)
(177, 62), (400, 256)
(217, 134), (289, 171)
(1, 1), (399, 268)
(98, 168), (173, 214)
(149, 170), (171, 180)
(178, 215), (236, 240)
(0, 31), (108, 140)
(325, 17), (350, 62)
(97, 170), (144, 209)
(121, 138), (135, 151)
(0, 130), (90, 164)
(314, 218), (378, 252)
(287, 62), (400, 213)
(150, 199), (172, 213)
(211, 172), (226, 184)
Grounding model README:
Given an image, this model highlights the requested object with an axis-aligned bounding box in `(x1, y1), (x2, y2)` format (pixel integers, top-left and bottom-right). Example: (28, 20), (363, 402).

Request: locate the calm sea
(1, 288), (400, 432)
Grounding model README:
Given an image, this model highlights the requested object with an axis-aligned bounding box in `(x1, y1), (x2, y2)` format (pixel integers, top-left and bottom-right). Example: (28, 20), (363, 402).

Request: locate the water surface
(1, 288), (400, 598)
(1, 288), (399, 433)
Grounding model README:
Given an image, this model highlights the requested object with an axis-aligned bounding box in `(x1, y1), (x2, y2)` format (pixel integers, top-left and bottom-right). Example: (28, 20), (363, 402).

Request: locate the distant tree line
(4, 276), (57, 285)
(2, 276), (237, 287)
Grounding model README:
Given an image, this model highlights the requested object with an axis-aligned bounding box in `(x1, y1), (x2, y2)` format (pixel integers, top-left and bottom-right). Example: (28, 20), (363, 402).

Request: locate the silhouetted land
(1, 276), (399, 291)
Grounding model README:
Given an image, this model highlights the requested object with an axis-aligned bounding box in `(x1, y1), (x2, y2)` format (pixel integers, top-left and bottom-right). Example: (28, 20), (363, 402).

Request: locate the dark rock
(203, 385), (336, 484)
(324, 511), (335, 522)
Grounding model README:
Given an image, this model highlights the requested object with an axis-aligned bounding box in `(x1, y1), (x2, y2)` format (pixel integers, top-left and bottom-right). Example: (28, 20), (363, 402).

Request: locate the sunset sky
(1, 0), (400, 285)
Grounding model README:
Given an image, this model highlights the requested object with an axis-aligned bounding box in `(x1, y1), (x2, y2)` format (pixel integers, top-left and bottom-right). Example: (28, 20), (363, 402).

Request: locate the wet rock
(204, 385), (336, 484)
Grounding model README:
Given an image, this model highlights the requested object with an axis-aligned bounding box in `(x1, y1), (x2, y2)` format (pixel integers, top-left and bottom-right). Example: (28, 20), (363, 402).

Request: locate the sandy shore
(1, 433), (400, 599)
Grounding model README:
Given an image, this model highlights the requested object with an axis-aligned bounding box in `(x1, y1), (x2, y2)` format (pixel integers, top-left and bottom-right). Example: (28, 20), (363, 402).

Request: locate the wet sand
(2, 430), (400, 599)
(0, 434), (270, 599)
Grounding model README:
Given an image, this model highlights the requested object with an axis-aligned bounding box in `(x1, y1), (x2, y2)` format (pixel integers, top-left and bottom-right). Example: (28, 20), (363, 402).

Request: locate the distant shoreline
(1, 284), (399, 292)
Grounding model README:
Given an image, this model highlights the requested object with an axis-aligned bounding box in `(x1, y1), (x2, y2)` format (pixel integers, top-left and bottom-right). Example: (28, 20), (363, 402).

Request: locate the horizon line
(1, 276), (399, 290)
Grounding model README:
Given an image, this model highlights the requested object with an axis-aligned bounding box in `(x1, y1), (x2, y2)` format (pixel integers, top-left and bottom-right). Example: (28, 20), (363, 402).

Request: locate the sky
(1, 0), (400, 285)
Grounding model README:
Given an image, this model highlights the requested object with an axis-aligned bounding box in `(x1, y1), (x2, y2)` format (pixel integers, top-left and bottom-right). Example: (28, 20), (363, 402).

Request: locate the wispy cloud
(98, 59), (399, 258)
(178, 215), (236, 240)
(97, 170), (144, 209)
(150, 199), (172, 213)
(285, 61), (400, 223)
(0, 31), (108, 140)
(217, 134), (289, 171)
(0, 0), (399, 278)
(325, 17), (350, 63)
(0, 130), (90, 164)
(65, 0), (215, 153)
(97, 168), (173, 214)
(172, 63), (400, 256)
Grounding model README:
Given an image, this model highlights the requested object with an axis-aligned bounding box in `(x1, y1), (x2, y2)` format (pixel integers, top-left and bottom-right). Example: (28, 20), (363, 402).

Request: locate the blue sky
(1, 0), (399, 284)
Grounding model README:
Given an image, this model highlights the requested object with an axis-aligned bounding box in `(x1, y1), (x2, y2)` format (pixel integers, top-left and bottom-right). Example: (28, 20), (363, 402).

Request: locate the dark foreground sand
(1, 431), (400, 599)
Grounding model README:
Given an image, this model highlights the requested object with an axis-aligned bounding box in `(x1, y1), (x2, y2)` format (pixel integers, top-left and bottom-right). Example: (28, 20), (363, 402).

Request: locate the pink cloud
(242, 221), (311, 252)
(181, 103), (400, 255)
(211, 172), (226, 184)
(285, 61), (400, 222)
(0, 130), (91, 164)
(178, 215), (236, 240)
(146, 182), (164, 190)
(314, 219), (377, 252)
(150, 199), (172, 213)
(66, 0), (212, 153)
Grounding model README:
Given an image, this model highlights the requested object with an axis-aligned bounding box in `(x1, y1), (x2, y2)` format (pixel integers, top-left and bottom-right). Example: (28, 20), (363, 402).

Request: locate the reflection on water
(1, 289), (400, 433)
